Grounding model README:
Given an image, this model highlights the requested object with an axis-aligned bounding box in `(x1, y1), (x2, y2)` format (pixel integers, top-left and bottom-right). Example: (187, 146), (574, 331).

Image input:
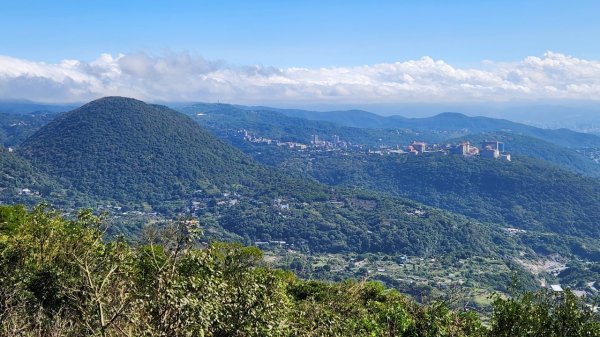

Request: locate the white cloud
(1, 51), (600, 104)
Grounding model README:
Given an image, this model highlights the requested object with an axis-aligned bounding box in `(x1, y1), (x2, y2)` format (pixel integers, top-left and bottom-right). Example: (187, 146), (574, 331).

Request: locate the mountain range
(178, 102), (600, 177)
(3, 97), (511, 262)
(235, 105), (600, 148)
(1, 96), (599, 296)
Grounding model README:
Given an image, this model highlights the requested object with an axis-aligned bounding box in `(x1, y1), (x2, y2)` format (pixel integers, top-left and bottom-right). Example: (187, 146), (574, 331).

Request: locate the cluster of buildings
(577, 148), (600, 164)
(367, 140), (511, 161)
(241, 129), (273, 144)
(405, 140), (511, 161)
(310, 134), (348, 149)
(242, 130), (307, 149)
(240, 129), (350, 151)
(240, 129), (511, 161)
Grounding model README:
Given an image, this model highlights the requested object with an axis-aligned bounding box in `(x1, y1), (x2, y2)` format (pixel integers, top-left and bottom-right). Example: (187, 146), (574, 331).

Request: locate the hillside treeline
(0, 205), (598, 336)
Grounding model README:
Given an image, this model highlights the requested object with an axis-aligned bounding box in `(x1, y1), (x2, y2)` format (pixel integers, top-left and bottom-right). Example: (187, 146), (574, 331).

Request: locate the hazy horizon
(2, 1), (600, 121)
(4, 96), (600, 125)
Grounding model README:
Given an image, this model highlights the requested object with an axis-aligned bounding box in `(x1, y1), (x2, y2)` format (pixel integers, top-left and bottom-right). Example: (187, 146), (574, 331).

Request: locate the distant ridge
(236, 105), (404, 129)
(0, 99), (77, 114)
(236, 105), (600, 148)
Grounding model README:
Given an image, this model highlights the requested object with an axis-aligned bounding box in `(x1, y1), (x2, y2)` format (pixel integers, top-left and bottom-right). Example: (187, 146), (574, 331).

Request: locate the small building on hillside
(409, 141), (427, 154)
(450, 141), (479, 156)
(481, 146), (500, 159)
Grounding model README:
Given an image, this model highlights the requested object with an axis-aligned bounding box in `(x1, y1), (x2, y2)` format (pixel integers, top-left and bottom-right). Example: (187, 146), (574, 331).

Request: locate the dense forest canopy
(20, 97), (270, 204)
(0, 204), (597, 336)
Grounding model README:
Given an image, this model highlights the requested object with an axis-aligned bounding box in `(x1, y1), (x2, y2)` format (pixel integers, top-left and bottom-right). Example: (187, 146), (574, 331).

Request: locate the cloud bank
(1, 51), (600, 104)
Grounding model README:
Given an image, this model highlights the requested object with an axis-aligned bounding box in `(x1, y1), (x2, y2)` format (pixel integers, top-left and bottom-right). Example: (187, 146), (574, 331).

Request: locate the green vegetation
(3, 97), (599, 313)
(448, 132), (600, 177)
(270, 152), (600, 258)
(20, 97), (245, 202)
(285, 154), (600, 236)
(0, 111), (58, 147)
(179, 103), (455, 146)
(180, 102), (600, 178)
(13, 97), (517, 264)
(0, 148), (71, 207)
(268, 107), (600, 148)
(264, 250), (538, 310)
(20, 97), (324, 206)
(211, 190), (514, 258)
(1, 204), (598, 336)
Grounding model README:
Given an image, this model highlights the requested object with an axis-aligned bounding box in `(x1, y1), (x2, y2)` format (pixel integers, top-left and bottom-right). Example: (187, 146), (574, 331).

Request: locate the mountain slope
(448, 132), (600, 177)
(177, 103), (453, 145)
(20, 97), (274, 204)
(277, 153), (600, 248)
(16, 97), (520, 260)
(236, 105), (405, 128)
(0, 111), (59, 147)
(177, 103), (600, 177)
(0, 147), (71, 206)
(247, 105), (600, 148)
(9, 97), (599, 295)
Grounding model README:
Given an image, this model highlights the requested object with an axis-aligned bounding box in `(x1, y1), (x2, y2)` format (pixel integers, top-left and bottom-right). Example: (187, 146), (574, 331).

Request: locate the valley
(1, 97), (599, 314)
(3, 3), (600, 335)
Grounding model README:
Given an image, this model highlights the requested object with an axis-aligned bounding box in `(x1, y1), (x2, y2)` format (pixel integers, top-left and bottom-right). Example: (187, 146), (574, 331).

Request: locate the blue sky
(2, 0), (599, 67)
(1, 1), (600, 106)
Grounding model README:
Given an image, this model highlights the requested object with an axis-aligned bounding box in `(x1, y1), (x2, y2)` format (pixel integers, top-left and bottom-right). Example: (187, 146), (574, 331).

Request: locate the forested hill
(20, 97), (292, 205)
(448, 132), (600, 177)
(0, 148), (67, 206)
(9, 97), (514, 259)
(178, 103), (447, 145)
(5, 97), (600, 307)
(229, 104), (600, 148)
(0, 111), (59, 147)
(279, 153), (600, 246)
(235, 105), (401, 128)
